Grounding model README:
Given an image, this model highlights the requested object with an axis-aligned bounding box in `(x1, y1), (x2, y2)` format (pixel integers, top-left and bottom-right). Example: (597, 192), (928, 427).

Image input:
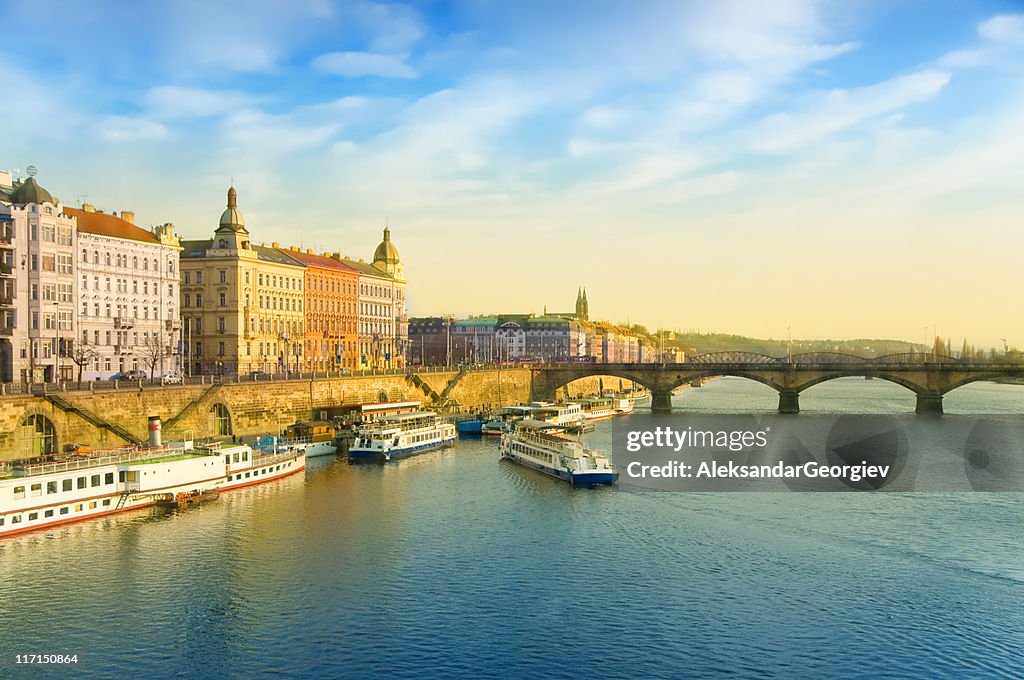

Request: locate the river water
(1, 377), (1022, 678)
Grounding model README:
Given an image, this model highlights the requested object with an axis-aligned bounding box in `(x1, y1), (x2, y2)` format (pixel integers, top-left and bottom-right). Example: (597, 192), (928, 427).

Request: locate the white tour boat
(0, 418), (305, 539)
(500, 420), (618, 486)
(348, 411), (456, 462)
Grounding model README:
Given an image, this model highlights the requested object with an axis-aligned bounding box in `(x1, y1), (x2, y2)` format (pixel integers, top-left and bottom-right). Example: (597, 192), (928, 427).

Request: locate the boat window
(47, 481), (57, 494)
(105, 473), (114, 485)
(13, 486), (25, 499)
(77, 477), (87, 489)
(91, 475), (101, 487)
(59, 507), (69, 515)
(30, 483), (42, 497)
(63, 479), (73, 492)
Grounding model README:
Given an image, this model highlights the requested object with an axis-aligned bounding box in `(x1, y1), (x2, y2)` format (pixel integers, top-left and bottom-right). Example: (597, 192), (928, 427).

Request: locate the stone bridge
(529, 352), (1024, 414)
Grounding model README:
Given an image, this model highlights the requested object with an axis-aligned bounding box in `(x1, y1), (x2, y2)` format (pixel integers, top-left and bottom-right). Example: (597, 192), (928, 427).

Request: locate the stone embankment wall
(0, 368), (641, 461)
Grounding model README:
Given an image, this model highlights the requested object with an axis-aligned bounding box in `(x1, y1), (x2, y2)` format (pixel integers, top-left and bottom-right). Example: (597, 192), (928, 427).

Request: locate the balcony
(0, 294), (13, 306)
(0, 263), (12, 276)
(0, 234), (12, 247)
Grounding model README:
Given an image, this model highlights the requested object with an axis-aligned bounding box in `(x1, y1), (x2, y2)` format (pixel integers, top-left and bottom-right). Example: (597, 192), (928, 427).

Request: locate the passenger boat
(581, 397), (616, 421)
(531, 403), (584, 426)
(481, 406), (535, 435)
(279, 420), (337, 457)
(500, 420), (618, 486)
(348, 411), (456, 462)
(605, 394), (635, 414)
(456, 418), (486, 435)
(0, 418), (305, 539)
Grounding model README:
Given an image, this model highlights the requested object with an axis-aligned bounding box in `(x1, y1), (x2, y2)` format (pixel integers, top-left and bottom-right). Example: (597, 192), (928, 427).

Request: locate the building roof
(9, 177), (56, 206)
(64, 207), (161, 244)
(253, 244), (305, 268)
(339, 256), (394, 280)
(280, 247), (359, 274)
(179, 239), (213, 258)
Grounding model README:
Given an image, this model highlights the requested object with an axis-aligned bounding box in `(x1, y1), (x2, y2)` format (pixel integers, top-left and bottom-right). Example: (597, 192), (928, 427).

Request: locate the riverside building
(70, 206), (181, 381)
(179, 187), (306, 376)
(0, 171), (77, 383)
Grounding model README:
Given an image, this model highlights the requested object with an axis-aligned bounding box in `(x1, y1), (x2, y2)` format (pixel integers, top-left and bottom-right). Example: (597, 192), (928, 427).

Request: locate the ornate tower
(372, 225), (403, 279)
(214, 186), (250, 250)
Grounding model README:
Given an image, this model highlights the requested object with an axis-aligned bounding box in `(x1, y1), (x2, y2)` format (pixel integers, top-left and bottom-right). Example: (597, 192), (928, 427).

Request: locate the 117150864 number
(15, 654), (79, 664)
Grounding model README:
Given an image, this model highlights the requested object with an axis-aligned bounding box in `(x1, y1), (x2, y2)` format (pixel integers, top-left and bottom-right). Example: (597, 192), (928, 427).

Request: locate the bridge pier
(778, 389), (800, 414)
(651, 389), (673, 413)
(915, 392), (943, 415)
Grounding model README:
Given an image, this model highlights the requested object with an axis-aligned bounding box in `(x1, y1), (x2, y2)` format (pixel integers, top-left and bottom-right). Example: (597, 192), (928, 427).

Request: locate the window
(45, 509), (54, 518)
(30, 483), (42, 497)
(104, 472), (114, 485)
(219, 292), (226, 307)
(219, 270), (226, 284)
(13, 486), (24, 499)
(58, 254), (73, 273)
(41, 224), (55, 241)
(184, 272), (191, 284)
(42, 254), (55, 271)
(195, 272), (202, 284)
(47, 481), (57, 494)
(60, 507), (69, 515)
(29, 512), (39, 521)
(77, 477), (87, 489)
(63, 479), (72, 492)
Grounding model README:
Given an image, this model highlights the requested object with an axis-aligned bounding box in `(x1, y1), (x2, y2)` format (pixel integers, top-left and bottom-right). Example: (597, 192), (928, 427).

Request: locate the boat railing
(6, 443), (198, 478)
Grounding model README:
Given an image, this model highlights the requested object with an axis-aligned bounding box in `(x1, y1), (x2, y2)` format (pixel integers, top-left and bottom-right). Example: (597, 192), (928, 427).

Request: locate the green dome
(9, 177), (55, 206)
(217, 186), (247, 233)
(373, 226), (399, 264)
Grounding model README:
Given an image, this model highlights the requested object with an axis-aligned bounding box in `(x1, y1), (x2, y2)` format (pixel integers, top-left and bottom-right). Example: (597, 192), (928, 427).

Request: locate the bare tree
(139, 333), (165, 380)
(67, 340), (99, 387)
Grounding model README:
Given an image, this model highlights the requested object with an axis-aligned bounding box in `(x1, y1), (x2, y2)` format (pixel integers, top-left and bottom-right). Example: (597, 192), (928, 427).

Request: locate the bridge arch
(938, 372), (1023, 396)
(792, 372), (929, 397)
(665, 370), (786, 394)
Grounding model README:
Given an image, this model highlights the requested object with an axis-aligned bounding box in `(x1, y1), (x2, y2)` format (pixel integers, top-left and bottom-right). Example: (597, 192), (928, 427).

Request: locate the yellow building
(179, 187), (305, 376)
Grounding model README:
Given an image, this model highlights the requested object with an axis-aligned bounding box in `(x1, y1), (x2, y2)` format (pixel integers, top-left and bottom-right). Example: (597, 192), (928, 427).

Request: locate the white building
(0, 171), (77, 383)
(69, 206), (182, 381)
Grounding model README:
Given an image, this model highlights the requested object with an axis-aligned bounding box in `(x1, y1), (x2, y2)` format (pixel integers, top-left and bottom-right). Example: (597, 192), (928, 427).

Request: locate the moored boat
(348, 411), (456, 462)
(0, 418), (305, 539)
(581, 397), (616, 421)
(500, 420), (618, 486)
(280, 420), (337, 457)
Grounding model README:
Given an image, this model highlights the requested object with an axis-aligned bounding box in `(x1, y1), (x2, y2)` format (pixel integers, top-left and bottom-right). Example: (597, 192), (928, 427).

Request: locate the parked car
(161, 372), (183, 385)
(121, 369), (148, 380)
(249, 370), (272, 380)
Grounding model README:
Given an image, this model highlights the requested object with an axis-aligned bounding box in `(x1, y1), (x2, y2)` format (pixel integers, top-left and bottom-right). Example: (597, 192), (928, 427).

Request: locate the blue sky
(4, 1), (1024, 347)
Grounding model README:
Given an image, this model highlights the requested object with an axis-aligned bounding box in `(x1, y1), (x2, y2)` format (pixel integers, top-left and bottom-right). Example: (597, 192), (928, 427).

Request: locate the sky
(3, 0), (1023, 347)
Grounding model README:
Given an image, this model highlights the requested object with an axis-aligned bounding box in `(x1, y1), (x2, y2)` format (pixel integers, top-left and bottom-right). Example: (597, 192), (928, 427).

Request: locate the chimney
(272, 241), (279, 248)
(148, 416), (162, 447)
(307, 249), (314, 254)
(82, 203), (96, 213)
(322, 251), (330, 257)
(121, 210), (135, 224)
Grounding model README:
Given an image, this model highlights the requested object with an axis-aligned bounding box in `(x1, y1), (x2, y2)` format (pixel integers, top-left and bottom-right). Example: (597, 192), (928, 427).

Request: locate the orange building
(281, 248), (360, 372)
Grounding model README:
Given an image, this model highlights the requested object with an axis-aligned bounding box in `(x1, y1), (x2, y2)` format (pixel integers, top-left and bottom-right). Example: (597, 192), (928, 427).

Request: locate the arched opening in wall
(798, 376), (916, 414)
(210, 403), (232, 436)
(378, 390), (389, 403)
(17, 413), (57, 457)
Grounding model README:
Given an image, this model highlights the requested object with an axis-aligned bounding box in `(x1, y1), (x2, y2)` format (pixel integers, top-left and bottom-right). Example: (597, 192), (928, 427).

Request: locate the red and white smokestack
(148, 415), (162, 448)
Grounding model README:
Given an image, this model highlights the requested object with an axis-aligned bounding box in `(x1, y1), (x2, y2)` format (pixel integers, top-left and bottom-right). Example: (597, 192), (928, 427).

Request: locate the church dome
(9, 176), (55, 206)
(373, 226), (400, 264)
(217, 186), (247, 232)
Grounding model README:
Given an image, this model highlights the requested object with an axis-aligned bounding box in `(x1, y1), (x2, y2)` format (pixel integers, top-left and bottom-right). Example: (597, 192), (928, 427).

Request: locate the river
(1, 377), (1022, 678)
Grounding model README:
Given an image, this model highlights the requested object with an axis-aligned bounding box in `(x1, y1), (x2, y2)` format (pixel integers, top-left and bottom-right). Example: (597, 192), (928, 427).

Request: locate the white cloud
(978, 14), (1024, 45)
(312, 51), (417, 78)
(751, 69), (951, 154)
(146, 86), (260, 118)
(580, 106), (632, 129)
(696, 71), (758, 106)
(98, 116), (169, 142)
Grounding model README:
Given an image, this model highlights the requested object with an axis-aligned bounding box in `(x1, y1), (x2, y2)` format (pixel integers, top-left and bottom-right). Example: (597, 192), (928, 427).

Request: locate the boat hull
(348, 437), (455, 463)
(501, 453), (618, 486)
